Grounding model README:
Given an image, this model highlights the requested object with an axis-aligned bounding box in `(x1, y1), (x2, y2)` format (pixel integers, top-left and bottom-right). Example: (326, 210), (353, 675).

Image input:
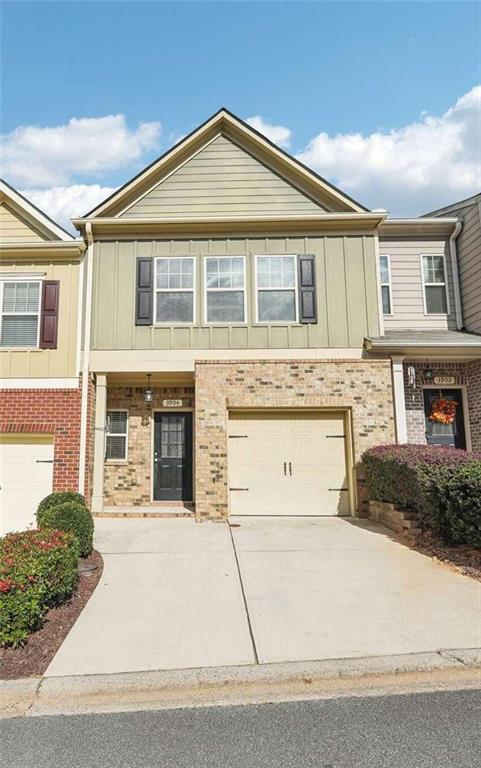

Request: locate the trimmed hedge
(0, 529), (79, 647)
(37, 491), (85, 518)
(362, 445), (481, 547)
(37, 500), (94, 557)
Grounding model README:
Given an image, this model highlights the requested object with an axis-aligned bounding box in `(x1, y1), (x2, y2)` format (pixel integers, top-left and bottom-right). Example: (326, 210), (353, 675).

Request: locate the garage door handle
(329, 488), (348, 491)
(230, 487), (249, 491)
(36, 460), (54, 463)
(289, 461), (292, 476)
(283, 462), (287, 475)
(327, 435), (345, 438)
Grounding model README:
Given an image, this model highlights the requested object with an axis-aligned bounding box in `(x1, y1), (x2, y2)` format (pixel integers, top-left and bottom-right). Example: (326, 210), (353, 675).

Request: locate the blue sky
(1, 1), (480, 224)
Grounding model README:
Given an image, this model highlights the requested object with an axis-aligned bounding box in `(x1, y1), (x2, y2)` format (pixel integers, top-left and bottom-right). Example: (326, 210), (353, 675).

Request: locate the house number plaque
(162, 399), (183, 407)
(433, 376), (455, 386)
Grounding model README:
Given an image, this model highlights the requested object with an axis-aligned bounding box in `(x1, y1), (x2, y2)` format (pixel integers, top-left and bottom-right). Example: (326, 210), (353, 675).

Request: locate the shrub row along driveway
(46, 517), (481, 677)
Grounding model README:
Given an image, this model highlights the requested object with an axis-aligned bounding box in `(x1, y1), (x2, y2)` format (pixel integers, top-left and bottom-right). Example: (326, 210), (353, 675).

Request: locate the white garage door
(0, 437), (54, 536)
(228, 411), (349, 516)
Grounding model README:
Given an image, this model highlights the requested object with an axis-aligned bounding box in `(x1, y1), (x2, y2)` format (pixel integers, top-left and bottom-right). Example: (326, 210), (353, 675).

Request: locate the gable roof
(0, 178), (74, 242)
(82, 108), (369, 219)
(423, 192), (481, 217)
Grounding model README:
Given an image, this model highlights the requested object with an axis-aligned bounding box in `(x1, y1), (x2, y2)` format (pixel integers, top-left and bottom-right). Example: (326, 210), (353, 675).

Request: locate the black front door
(423, 389), (466, 449)
(153, 412), (193, 501)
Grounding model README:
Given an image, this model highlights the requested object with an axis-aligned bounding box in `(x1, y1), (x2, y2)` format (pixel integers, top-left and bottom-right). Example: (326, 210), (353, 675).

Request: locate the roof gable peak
(81, 108), (368, 220)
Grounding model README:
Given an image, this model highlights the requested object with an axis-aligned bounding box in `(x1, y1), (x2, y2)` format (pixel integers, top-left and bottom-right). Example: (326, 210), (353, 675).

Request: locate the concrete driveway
(46, 516), (481, 677)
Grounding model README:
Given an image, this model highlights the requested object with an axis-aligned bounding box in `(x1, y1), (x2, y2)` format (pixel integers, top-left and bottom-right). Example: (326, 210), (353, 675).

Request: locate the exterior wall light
(424, 368), (433, 381)
(144, 373), (153, 404)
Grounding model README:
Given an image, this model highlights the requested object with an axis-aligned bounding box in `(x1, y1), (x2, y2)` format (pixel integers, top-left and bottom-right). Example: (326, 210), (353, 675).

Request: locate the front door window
(423, 389), (466, 449)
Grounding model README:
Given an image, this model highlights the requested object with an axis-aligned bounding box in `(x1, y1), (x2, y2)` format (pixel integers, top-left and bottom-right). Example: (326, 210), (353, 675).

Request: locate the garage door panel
(0, 439), (54, 535)
(228, 411), (350, 517)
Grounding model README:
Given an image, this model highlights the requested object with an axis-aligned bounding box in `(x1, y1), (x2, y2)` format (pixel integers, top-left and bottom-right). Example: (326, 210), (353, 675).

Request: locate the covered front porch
(90, 372), (196, 516)
(365, 330), (481, 451)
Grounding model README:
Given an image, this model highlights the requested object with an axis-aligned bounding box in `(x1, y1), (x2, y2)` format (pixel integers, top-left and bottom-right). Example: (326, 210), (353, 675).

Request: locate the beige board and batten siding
(0, 258), (80, 378)
(91, 235), (380, 351)
(380, 235), (457, 330)
(122, 135), (325, 218)
(0, 203), (47, 243)
(441, 202), (481, 334)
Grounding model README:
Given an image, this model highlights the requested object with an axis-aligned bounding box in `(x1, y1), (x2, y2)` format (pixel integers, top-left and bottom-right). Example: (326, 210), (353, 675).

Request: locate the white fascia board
(0, 181), (74, 242)
(0, 378), (80, 389)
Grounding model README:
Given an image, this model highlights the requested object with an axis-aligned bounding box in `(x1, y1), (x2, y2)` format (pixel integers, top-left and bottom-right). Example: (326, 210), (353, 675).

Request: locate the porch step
(97, 505), (195, 519)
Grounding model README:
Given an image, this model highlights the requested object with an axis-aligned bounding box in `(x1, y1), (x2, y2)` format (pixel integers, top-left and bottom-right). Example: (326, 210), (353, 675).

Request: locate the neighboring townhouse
(364, 212), (481, 454)
(0, 180), (86, 534)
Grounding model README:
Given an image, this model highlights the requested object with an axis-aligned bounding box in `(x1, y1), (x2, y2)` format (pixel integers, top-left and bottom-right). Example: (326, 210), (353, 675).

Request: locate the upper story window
(205, 257), (245, 323)
(155, 257), (195, 324)
(105, 410), (128, 461)
(421, 255), (448, 314)
(0, 280), (41, 347)
(379, 255), (392, 315)
(255, 255), (298, 323)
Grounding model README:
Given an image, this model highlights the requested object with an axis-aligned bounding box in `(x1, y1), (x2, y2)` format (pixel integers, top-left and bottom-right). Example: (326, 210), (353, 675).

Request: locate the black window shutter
(298, 255), (317, 323)
(136, 258), (153, 325)
(39, 281), (60, 349)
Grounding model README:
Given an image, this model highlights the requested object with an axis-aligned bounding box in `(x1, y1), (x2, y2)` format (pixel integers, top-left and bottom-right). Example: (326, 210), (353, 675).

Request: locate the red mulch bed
(413, 532), (481, 582)
(0, 549), (103, 680)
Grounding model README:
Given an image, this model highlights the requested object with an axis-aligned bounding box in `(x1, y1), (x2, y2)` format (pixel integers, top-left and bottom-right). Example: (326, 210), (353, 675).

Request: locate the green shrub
(434, 464), (481, 548)
(37, 491), (85, 519)
(37, 501), (94, 557)
(0, 529), (79, 647)
(361, 445), (481, 547)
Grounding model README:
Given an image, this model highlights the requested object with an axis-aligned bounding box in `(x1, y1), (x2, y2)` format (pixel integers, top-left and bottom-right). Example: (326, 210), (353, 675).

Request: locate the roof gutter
(78, 222), (94, 497)
(449, 220), (463, 330)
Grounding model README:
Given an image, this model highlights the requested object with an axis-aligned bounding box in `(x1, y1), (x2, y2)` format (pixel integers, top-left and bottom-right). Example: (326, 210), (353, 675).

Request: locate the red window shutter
(40, 281), (60, 349)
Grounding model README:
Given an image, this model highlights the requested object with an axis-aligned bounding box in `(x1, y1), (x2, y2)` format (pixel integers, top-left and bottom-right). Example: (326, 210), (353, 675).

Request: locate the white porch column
(391, 356), (407, 444)
(91, 374), (107, 513)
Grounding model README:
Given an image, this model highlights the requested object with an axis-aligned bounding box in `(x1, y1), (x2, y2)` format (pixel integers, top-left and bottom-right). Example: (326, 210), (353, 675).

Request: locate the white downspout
(78, 222), (94, 495)
(391, 355), (407, 444)
(449, 220), (463, 330)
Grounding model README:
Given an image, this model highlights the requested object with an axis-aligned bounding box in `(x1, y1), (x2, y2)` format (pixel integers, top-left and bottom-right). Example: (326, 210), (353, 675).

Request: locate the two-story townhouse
(74, 109), (396, 520)
(365, 207), (481, 453)
(0, 180), (87, 534)
(4, 110), (477, 531)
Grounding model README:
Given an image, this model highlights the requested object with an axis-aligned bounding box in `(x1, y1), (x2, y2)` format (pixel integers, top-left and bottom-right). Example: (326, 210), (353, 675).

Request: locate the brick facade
(0, 386), (82, 492)
(104, 386), (195, 506)
(403, 360), (479, 450)
(194, 359), (395, 519)
(467, 359), (481, 452)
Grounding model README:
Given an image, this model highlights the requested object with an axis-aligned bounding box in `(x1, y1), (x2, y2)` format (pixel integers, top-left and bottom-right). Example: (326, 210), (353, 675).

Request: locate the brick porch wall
(467, 359), (481, 452)
(0, 386), (82, 492)
(194, 359), (395, 519)
(104, 386), (195, 506)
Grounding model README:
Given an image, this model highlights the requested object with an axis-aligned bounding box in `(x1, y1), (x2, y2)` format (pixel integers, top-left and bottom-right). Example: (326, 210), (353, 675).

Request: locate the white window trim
(420, 253), (450, 316)
(153, 256), (196, 326)
(379, 254), (393, 316)
(254, 254), (299, 325)
(0, 277), (42, 349)
(203, 255), (247, 325)
(105, 408), (129, 463)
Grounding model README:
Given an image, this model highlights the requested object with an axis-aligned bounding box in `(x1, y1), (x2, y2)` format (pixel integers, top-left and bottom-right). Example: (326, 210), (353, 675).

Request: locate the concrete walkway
(46, 517), (481, 677)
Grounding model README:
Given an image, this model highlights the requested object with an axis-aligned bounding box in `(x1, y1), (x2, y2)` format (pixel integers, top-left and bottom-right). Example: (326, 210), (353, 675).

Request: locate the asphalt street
(2, 689), (480, 768)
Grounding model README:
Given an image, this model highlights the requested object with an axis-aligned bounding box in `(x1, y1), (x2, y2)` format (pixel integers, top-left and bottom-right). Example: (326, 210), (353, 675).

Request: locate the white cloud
(246, 116), (292, 148)
(296, 86), (481, 215)
(21, 185), (117, 232)
(1, 115), (161, 188)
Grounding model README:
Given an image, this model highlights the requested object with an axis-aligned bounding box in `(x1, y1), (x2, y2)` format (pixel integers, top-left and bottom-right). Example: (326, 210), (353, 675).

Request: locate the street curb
(2, 648), (481, 718)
